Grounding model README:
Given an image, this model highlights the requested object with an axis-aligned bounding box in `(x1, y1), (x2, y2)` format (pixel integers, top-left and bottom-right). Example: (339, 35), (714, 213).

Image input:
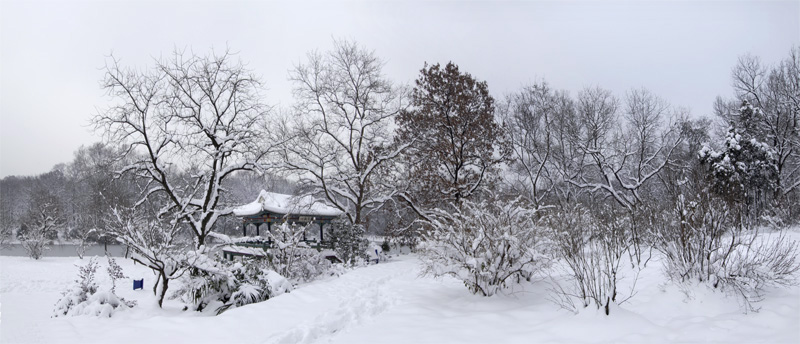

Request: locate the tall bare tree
(95, 48), (271, 248)
(567, 87), (682, 212)
(502, 82), (575, 207)
(276, 40), (407, 225)
(67, 143), (136, 254)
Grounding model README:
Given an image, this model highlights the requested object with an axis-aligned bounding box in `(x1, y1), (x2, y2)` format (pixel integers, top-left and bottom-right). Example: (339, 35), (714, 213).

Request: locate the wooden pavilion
(222, 190), (343, 260)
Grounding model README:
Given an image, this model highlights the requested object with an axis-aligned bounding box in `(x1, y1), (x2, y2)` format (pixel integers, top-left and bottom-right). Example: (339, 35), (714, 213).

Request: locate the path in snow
(267, 273), (399, 343)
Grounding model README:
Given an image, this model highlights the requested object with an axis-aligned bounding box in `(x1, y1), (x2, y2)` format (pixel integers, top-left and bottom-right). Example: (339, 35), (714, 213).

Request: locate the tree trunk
(156, 270), (169, 308)
(153, 272), (160, 296)
(197, 233), (206, 250)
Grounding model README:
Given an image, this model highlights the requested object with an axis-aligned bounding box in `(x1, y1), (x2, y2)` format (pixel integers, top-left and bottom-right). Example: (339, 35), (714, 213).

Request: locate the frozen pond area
(0, 244), (127, 257)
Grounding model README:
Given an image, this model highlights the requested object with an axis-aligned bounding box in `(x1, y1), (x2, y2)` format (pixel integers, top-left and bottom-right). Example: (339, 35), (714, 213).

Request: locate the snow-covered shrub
(284, 249), (333, 282)
(715, 231), (800, 310)
(215, 259), (291, 315)
(67, 291), (136, 317)
(54, 257), (100, 316)
(419, 194), (549, 297)
(72, 227), (98, 259)
(176, 249), (285, 314)
(106, 256), (127, 293)
(175, 250), (238, 312)
(546, 205), (634, 315)
(53, 257), (135, 317)
(655, 193), (732, 284)
(329, 219), (370, 266)
(655, 194), (800, 311)
(267, 222), (332, 282)
(20, 231), (49, 260)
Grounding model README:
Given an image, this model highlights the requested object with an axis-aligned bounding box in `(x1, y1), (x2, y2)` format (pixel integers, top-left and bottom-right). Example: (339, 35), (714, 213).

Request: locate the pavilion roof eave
(242, 210), (340, 220)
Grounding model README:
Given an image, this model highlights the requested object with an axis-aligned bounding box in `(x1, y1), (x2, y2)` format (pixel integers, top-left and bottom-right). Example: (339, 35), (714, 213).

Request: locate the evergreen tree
(699, 102), (778, 210)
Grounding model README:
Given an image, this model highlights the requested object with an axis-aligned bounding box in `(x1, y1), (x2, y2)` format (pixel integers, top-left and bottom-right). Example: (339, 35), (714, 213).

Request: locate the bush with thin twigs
(420, 194), (549, 297)
(546, 205), (637, 315)
(655, 193), (800, 311)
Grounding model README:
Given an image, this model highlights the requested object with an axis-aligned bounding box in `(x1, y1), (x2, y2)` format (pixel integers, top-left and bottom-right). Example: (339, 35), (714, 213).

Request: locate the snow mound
(266, 270), (293, 296)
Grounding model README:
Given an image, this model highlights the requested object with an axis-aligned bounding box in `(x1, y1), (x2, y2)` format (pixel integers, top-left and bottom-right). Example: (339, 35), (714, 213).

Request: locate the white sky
(1, 0), (798, 178)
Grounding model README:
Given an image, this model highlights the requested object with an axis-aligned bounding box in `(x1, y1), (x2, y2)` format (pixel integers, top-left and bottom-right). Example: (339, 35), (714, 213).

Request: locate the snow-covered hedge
(420, 194), (549, 296)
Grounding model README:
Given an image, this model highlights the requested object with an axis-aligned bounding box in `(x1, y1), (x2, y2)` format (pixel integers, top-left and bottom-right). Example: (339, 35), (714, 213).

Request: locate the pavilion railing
(232, 240), (334, 252)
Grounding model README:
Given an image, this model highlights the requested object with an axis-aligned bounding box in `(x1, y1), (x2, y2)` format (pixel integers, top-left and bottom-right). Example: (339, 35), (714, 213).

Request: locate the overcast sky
(0, 0), (798, 178)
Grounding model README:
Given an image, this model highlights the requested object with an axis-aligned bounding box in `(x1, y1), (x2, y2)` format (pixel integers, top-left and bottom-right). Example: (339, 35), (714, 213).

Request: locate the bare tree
(0, 182), (20, 246)
(94, 48), (271, 248)
(67, 143), (136, 256)
(576, 87), (619, 154)
(566, 87), (682, 210)
(502, 82), (581, 208)
(19, 182), (64, 259)
(502, 82), (558, 207)
(624, 88), (670, 182)
(562, 87), (683, 265)
(276, 39), (407, 225)
(546, 89), (585, 207)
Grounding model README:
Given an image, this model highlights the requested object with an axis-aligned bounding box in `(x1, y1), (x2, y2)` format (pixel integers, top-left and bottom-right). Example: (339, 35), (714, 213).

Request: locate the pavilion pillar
(242, 221), (246, 237)
(319, 223), (324, 242)
(256, 223), (261, 236)
(267, 221), (272, 246)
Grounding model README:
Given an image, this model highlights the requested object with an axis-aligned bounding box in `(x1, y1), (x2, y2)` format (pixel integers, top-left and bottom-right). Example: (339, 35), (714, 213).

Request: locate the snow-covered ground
(1, 248), (799, 344)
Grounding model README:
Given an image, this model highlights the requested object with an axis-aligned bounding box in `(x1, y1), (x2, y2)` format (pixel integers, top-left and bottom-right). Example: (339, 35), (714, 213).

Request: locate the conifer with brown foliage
(396, 62), (509, 212)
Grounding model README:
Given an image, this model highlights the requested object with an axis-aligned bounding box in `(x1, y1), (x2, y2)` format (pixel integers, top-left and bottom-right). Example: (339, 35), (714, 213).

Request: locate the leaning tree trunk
(156, 270), (169, 308)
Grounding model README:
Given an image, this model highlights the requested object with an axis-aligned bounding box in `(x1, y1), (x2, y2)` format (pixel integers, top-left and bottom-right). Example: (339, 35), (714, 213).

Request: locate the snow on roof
(232, 190), (343, 217)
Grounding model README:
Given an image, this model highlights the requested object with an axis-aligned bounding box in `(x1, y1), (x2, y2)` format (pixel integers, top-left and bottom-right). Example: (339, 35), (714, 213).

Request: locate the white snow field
(1, 248), (799, 344)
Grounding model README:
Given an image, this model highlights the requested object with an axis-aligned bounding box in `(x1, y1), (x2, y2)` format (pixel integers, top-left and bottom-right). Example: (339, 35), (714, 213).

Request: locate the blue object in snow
(133, 279), (144, 290)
